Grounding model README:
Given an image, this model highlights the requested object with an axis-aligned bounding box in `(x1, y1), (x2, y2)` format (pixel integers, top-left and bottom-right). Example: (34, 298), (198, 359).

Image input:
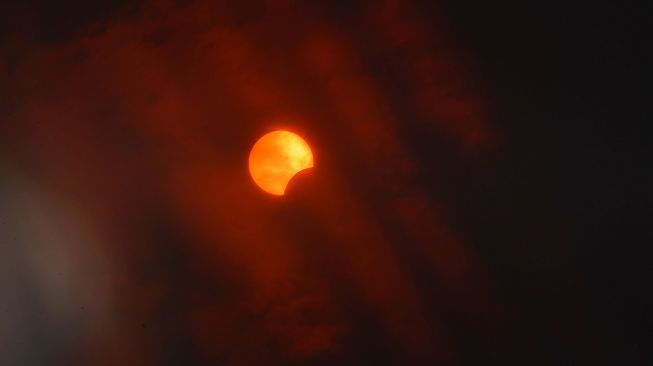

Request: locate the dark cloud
(1, 0), (647, 365)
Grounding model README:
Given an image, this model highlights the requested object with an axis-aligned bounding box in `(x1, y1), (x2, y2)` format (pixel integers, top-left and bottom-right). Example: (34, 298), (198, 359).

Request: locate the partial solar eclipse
(249, 130), (314, 195)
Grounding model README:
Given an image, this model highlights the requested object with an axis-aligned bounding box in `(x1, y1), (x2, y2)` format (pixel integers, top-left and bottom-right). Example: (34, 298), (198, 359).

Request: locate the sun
(248, 130), (314, 195)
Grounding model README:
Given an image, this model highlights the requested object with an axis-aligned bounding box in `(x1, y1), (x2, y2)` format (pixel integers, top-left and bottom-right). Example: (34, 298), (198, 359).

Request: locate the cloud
(1, 0), (496, 364)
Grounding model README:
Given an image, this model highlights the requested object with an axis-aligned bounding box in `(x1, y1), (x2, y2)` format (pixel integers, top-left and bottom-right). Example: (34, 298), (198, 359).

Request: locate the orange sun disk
(249, 130), (314, 195)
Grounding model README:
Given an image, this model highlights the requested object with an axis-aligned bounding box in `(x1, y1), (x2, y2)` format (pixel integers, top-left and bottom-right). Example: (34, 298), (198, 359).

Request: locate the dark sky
(1, 0), (649, 365)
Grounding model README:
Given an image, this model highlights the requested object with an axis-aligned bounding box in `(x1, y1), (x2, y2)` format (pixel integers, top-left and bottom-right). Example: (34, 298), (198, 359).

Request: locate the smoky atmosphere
(0, 0), (648, 365)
